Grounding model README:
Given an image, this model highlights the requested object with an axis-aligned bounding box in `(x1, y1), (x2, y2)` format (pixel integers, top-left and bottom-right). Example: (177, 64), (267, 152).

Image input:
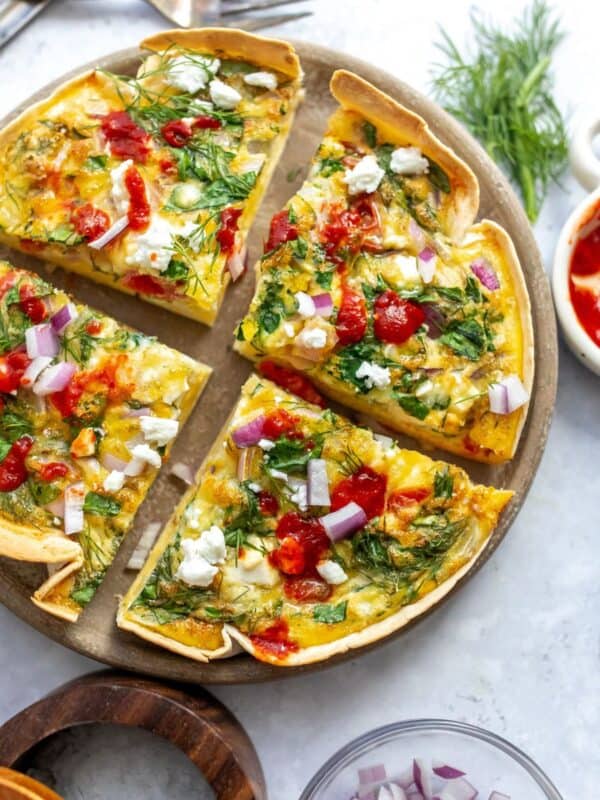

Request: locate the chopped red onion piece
(89, 215), (129, 250)
(432, 762), (466, 780)
(390, 766), (414, 789)
(312, 292), (333, 317)
(307, 458), (330, 506)
(25, 323), (58, 359)
(437, 778), (478, 800)
(409, 218), (425, 250)
(385, 784), (408, 800)
(21, 356), (53, 389)
(124, 457), (146, 477)
(407, 795), (424, 800)
(64, 482), (85, 535)
(470, 258), (500, 290)
(45, 495), (65, 518)
(359, 765), (387, 785)
(422, 304), (445, 339)
(227, 245), (247, 282)
(124, 406), (151, 418)
(50, 302), (78, 334)
(232, 415), (266, 448)
(320, 501), (367, 541)
(101, 452), (129, 473)
(170, 461), (194, 485)
(413, 759), (432, 799)
(417, 247), (437, 284)
(33, 361), (76, 396)
(488, 375), (528, 414)
(487, 793), (510, 800)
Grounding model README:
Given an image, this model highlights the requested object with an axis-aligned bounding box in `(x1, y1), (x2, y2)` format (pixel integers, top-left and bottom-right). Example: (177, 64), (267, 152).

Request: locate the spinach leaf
(290, 236), (308, 260)
(315, 268), (334, 289)
(83, 492), (121, 517)
(0, 411), (32, 442)
(28, 479), (60, 506)
(439, 318), (487, 361)
(0, 437), (11, 462)
(313, 601), (347, 624)
(163, 259), (190, 281)
(319, 157), (344, 177)
(434, 467), (453, 499)
(396, 394), (430, 420)
(264, 436), (315, 474)
(363, 121), (378, 148)
(83, 155), (108, 171)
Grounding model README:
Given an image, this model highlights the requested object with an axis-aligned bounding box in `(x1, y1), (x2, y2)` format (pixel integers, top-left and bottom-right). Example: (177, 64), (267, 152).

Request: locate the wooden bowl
(0, 40), (557, 683)
(0, 672), (266, 800)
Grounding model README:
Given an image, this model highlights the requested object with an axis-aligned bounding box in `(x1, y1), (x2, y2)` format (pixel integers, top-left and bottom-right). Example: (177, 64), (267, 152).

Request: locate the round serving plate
(0, 39), (557, 683)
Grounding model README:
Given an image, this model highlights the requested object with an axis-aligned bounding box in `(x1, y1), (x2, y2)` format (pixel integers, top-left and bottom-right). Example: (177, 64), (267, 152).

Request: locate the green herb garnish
(313, 601), (348, 624)
(83, 492), (121, 517)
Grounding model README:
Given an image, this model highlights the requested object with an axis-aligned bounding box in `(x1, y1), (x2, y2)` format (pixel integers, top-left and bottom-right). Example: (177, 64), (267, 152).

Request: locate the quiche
(0, 29), (302, 325)
(235, 70), (534, 463)
(0, 261), (209, 621)
(118, 375), (511, 667)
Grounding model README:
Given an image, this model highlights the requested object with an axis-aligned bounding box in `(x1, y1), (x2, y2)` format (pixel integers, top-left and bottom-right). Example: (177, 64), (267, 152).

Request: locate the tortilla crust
(0, 518), (81, 564)
(140, 28), (302, 79)
(330, 69), (478, 243)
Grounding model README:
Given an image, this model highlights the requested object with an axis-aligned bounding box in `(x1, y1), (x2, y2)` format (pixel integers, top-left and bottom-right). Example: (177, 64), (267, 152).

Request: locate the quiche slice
(118, 375), (511, 667)
(0, 29), (302, 325)
(0, 261), (209, 621)
(235, 70), (534, 463)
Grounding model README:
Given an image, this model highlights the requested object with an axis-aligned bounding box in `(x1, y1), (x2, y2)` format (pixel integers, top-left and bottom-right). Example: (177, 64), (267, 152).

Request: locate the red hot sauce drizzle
(569, 203), (600, 347)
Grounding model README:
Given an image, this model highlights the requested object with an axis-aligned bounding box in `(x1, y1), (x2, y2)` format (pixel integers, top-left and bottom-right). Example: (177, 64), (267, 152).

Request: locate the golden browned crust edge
(330, 69), (479, 243)
(140, 28), (302, 79)
(0, 520), (81, 564)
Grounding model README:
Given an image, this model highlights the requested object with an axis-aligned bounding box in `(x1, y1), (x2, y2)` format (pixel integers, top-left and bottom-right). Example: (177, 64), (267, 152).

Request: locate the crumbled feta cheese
(283, 322), (295, 337)
(355, 361), (391, 389)
(295, 291), (316, 318)
(184, 504), (202, 530)
(243, 71), (278, 90)
(390, 253), (420, 283)
(189, 98), (214, 115)
(248, 482), (262, 493)
(176, 539), (218, 587)
(317, 559), (348, 585)
(389, 146), (429, 176)
(258, 438), (275, 451)
(196, 525), (226, 565)
(110, 159), (133, 215)
(415, 379), (434, 398)
(269, 468), (288, 482)
(125, 216), (174, 273)
(343, 155), (384, 195)
(103, 470), (125, 493)
(139, 415), (179, 447)
(129, 443), (162, 469)
(288, 478), (308, 511)
(167, 55), (220, 93)
(295, 327), (327, 350)
(227, 551), (280, 587)
(209, 78), (241, 110)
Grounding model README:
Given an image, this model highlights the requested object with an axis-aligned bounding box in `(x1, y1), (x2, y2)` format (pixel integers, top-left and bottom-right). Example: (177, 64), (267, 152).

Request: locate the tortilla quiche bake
(235, 70), (534, 463)
(0, 261), (209, 621)
(0, 29), (302, 325)
(118, 375), (512, 666)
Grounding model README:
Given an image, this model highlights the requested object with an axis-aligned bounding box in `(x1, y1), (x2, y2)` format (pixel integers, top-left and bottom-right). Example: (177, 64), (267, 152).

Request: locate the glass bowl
(299, 719), (563, 800)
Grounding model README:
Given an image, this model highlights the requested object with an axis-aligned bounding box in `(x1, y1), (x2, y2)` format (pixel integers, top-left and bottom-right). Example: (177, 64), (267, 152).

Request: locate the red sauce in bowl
(569, 201), (600, 347)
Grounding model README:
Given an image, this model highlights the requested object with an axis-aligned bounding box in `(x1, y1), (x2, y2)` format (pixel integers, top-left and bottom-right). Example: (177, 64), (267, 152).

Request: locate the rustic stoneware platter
(0, 40), (557, 683)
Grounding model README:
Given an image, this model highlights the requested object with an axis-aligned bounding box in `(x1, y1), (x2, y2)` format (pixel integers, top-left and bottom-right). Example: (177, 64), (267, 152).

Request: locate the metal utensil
(144, 0), (311, 29)
(0, 0), (51, 48)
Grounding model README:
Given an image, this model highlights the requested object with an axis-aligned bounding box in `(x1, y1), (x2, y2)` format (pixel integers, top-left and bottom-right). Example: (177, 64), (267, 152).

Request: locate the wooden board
(0, 40), (557, 683)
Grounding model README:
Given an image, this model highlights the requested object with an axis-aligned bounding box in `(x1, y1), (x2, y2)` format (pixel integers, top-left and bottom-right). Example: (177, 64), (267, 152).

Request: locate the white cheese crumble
(176, 540), (218, 587)
(343, 155), (384, 196)
(125, 216), (174, 273)
(269, 468), (288, 482)
(227, 550), (280, 587)
(258, 438), (275, 451)
(166, 55), (220, 93)
(390, 146), (429, 176)
(283, 322), (295, 338)
(295, 327), (327, 350)
(317, 560), (348, 585)
(139, 415), (179, 447)
(103, 470), (125, 493)
(288, 478), (308, 511)
(129, 443), (162, 469)
(355, 361), (391, 389)
(295, 291), (316, 318)
(243, 71), (278, 90)
(248, 482), (262, 493)
(110, 159), (133, 216)
(209, 78), (242, 109)
(196, 525), (227, 565)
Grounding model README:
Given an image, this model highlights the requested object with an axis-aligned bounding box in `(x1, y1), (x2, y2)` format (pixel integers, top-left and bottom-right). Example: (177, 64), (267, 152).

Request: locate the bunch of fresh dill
(431, 0), (568, 222)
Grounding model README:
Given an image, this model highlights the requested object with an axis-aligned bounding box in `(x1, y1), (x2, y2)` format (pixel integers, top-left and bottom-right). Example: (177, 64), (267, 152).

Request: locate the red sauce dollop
(264, 210), (298, 252)
(0, 436), (33, 492)
(193, 116), (222, 131)
(0, 351), (31, 394)
(124, 166), (150, 232)
(101, 111), (150, 163)
(19, 283), (47, 323)
(122, 272), (175, 299)
(374, 289), (425, 345)
(258, 361), (326, 408)
(388, 487), (430, 509)
(569, 207), (600, 347)
(331, 465), (387, 519)
(216, 207), (242, 256)
(336, 284), (367, 345)
(39, 462), (69, 482)
(161, 119), (192, 148)
(71, 204), (110, 242)
(249, 619), (298, 659)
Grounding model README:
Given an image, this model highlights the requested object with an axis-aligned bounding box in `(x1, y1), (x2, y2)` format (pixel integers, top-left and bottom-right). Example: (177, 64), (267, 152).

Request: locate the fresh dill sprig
(431, 0), (568, 221)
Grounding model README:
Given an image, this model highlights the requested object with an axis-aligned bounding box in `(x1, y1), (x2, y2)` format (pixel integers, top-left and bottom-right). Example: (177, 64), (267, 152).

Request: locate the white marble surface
(0, 1), (598, 798)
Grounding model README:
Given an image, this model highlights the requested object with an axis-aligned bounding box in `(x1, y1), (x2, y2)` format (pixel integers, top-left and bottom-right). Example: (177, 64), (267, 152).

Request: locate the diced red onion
(312, 292), (333, 317)
(417, 248), (437, 284)
(390, 766), (414, 790)
(407, 794), (424, 800)
(227, 245), (247, 282)
(21, 356), (53, 389)
(33, 361), (76, 396)
(488, 375), (529, 414)
(124, 406), (151, 418)
(422, 304), (445, 339)
(409, 218), (426, 250)
(470, 258), (500, 290)
(45, 495), (65, 518)
(50, 302), (78, 334)
(413, 759), (432, 799)
(320, 501), (367, 541)
(101, 452), (129, 473)
(89, 215), (129, 250)
(487, 793), (510, 800)
(359, 766), (387, 784)
(170, 461), (194, 485)
(432, 762), (466, 780)
(232, 415), (267, 448)
(25, 323), (58, 359)
(64, 482), (85, 535)
(434, 779), (477, 800)
(124, 457), (146, 477)
(307, 458), (330, 506)
(386, 784), (408, 800)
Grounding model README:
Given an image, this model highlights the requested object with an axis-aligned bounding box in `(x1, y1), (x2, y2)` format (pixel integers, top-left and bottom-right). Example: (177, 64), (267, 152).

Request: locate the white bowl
(553, 116), (600, 374)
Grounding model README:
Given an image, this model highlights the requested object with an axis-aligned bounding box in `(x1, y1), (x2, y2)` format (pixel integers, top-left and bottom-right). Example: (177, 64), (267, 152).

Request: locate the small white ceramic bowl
(553, 115), (600, 374)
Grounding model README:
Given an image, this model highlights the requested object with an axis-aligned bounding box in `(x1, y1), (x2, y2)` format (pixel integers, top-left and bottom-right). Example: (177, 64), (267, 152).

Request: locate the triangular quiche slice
(0, 29), (302, 325)
(118, 375), (512, 667)
(235, 70), (534, 463)
(0, 261), (209, 621)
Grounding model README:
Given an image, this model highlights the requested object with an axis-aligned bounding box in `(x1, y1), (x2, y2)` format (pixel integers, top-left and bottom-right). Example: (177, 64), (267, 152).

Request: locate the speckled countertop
(0, 1), (598, 798)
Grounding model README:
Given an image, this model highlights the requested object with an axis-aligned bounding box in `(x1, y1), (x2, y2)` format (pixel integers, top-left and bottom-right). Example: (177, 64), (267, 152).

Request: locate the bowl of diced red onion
(299, 720), (562, 800)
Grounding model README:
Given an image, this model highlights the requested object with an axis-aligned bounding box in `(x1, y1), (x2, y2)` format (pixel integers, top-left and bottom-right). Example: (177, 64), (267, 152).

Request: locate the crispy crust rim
(140, 28), (302, 79)
(330, 69), (479, 243)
